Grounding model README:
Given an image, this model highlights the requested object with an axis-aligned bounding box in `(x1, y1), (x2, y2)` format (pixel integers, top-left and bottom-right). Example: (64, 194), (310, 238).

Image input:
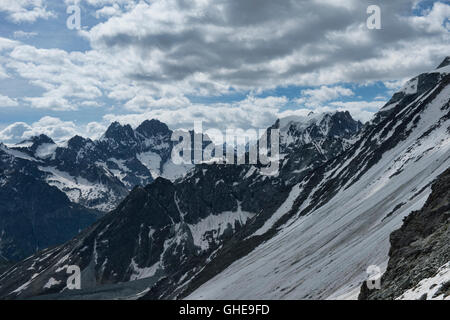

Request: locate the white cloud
(95, 4), (122, 18)
(104, 95), (289, 133)
(296, 86), (355, 108)
(0, 94), (19, 107)
(80, 0), (450, 94)
(328, 100), (387, 122)
(0, 0), (55, 23)
(0, 116), (86, 143)
(291, 85), (385, 122)
(0, 66), (8, 79)
(0, 122), (32, 141)
(13, 31), (38, 39)
(85, 121), (107, 139)
(23, 116), (79, 141)
(124, 95), (192, 112)
(24, 96), (75, 110)
(0, 0), (447, 131)
(5, 44), (104, 110)
(406, 2), (450, 33)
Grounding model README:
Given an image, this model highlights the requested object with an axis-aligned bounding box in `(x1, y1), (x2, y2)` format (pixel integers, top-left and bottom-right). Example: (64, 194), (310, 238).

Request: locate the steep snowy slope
(185, 60), (450, 300)
(0, 111), (362, 299)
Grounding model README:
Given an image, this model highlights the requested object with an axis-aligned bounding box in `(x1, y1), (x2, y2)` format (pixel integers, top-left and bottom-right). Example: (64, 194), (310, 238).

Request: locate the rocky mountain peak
(27, 134), (55, 149)
(324, 111), (363, 137)
(136, 119), (171, 138)
(67, 135), (91, 150)
(14, 134), (56, 158)
(277, 111), (362, 150)
(104, 122), (136, 141)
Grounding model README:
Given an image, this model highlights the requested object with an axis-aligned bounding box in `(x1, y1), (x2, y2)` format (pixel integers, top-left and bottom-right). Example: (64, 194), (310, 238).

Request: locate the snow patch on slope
(129, 259), (159, 281)
(161, 160), (193, 181)
(253, 183), (302, 236)
(0, 144), (40, 162)
(35, 143), (57, 159)
(401, 78), (418, 95)
(189, 204), (255, 251)
(137, 151), (161, 179)
(38, 166), (116, 211)
(397, 262), (450, 300)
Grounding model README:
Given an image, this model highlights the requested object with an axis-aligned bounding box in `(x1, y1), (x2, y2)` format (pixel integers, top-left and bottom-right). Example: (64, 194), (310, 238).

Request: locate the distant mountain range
(0, 57), (449, 300)
(4, 119), (191, 212)
(0, 119), (214, 261)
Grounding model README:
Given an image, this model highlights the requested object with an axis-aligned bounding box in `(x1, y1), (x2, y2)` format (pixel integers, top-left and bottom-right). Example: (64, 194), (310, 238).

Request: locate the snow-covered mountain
(0, 109), (362, 299)
(6, 120), (192, 212)
(1, 57), (449, 300)
(0, 119), (203, 262)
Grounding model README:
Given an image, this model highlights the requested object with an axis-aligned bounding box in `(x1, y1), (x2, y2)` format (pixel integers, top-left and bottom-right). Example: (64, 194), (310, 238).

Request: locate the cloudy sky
(0, 0), (449, 143)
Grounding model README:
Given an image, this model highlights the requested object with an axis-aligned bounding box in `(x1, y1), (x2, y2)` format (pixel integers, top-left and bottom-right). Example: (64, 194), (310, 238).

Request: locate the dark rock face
(0, 147), (99, 261)
(359, 168), (450, 300)
(136, 120), (171, 138)
(0, 263), (10, 275)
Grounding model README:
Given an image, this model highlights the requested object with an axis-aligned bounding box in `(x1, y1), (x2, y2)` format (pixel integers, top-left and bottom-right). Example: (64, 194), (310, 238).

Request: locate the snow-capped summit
(274, 111), (363, 167)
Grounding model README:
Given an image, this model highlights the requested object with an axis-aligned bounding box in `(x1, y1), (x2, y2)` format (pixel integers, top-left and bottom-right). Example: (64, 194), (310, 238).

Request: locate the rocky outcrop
(360, 168), (450, 300)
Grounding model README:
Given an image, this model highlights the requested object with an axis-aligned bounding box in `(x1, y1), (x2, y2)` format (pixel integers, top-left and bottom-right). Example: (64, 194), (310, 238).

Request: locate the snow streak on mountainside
(0, 110), (362, 299)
